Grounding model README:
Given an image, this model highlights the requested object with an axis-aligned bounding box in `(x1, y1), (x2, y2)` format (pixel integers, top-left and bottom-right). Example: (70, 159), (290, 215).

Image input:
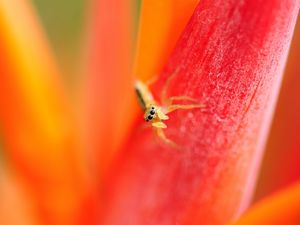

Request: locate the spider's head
(144, 105), (157, 122)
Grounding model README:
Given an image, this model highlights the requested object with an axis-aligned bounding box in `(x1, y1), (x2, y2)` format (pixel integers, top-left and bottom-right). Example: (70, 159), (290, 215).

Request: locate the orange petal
(0, 0), (88, 224)
(231, 181), (300, 225)
(134, 0), (200, 81)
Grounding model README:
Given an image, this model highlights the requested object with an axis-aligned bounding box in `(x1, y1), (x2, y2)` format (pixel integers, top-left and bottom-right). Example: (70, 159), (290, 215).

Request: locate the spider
(135, 70), (205, 146)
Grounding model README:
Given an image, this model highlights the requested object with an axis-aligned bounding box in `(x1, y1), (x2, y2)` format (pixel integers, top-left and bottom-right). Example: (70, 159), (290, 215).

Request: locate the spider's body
(135, 80), (169, 128)
(134, 75), (205, 147)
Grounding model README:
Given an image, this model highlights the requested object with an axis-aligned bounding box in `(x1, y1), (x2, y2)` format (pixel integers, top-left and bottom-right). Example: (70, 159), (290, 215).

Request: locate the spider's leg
(165, 103), (205, 114)
(145, 75), (159, 86)
(156, 128), (178, 148)
(166, 96), (200, 105)
(161, 67), (180, 105)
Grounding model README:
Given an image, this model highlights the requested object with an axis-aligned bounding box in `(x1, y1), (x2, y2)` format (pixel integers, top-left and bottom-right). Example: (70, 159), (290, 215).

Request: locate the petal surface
(254, 17), (300, 200)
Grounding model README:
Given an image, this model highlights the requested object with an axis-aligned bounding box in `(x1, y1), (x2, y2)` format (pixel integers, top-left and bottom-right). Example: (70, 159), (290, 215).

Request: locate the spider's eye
(151, 106), (155, 110)
(150, 110), (155, 115)
(147, 115), (153, 120)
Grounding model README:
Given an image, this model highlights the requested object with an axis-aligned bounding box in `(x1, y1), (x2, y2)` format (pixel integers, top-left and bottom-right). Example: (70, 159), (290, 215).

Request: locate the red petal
(254, 18), (300, 200)
(102, 0), (299, 225)
(81, 0), (133, 176)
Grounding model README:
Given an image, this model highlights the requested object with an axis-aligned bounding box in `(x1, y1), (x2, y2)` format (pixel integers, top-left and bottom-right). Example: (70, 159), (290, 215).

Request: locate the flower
(0, 0), (299, 225)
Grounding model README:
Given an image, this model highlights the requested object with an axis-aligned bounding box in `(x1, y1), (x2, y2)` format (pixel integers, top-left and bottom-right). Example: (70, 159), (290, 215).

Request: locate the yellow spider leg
(156, 128), (178, 148)
(170, 96), (197, 101)
(165, 104), (205, 114)
(161, 67), (180, 104)
(145, 75), (159, 86)
(152, 121), (167, 129)
(166, 96), (200, 105)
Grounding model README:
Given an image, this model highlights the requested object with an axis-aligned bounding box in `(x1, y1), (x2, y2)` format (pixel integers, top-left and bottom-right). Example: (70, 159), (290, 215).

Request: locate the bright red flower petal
(254, 17), (300, 200)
